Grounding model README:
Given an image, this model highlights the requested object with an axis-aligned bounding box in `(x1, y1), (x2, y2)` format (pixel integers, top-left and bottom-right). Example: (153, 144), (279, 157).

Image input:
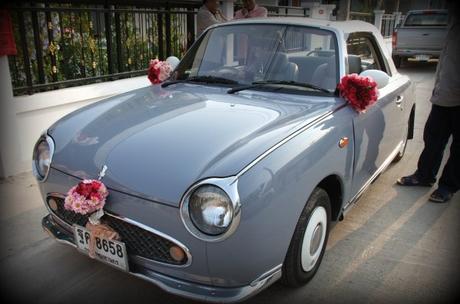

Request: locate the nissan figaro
(34, 17), (415, 303)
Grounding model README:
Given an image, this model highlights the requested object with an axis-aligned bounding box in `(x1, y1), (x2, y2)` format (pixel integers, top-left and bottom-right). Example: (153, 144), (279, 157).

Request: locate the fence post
(157, 13), (164, 60)
(165, 5), (171, 58)
(104, 5), (114, 75)
(186, 8), (195, 50)
(114, 7), (123, 73)
(374, 10), (385, 31)
(45, 4), (58, 83)
(17, 10), (33, 94)
(31, 5), (45, 84)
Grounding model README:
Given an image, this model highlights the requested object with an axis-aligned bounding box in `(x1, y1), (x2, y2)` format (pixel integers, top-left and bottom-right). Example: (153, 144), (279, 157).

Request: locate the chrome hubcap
(301, 206), (327, 272)
(310, 223), (323, 255)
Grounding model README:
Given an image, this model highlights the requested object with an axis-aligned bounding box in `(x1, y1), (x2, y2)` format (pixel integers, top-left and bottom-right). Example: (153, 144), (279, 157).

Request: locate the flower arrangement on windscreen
(338, 73), (378, 113)
(148, 59), (173, 84)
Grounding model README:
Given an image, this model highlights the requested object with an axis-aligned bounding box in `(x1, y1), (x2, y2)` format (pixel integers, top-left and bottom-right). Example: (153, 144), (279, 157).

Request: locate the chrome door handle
(396, 95), (404, 106)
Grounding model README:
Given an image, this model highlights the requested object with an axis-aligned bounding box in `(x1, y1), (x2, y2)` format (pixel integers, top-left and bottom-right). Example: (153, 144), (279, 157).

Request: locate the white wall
(0, 56), (150, 178)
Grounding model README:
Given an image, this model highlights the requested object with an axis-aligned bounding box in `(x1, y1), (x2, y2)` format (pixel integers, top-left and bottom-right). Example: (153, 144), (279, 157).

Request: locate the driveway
(0, 61), (458, 303)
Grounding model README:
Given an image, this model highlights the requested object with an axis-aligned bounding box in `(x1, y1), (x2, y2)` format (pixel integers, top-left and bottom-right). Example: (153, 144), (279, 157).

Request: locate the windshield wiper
(162, 75), (238, 88)
(227, 80), (332, 94)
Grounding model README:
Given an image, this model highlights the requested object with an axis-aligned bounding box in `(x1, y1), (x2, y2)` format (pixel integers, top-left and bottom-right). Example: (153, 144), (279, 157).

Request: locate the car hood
(49, 84), (340, 206)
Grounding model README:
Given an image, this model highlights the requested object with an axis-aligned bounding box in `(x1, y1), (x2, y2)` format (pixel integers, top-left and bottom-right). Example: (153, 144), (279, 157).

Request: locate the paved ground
(0, 61), (459, 304)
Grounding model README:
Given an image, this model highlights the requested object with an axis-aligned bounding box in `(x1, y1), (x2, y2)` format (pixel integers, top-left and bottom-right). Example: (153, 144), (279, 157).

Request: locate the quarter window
(346, 34), (386, 74)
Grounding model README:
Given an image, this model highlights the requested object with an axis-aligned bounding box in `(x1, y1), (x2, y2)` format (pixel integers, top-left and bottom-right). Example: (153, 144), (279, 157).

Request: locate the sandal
(397, 174), (434, 187)
(429, 188), (453, 203)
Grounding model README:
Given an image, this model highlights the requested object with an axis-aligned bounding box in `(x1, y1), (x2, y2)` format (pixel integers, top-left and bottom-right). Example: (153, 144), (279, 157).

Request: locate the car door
(348, 33), (407, 197)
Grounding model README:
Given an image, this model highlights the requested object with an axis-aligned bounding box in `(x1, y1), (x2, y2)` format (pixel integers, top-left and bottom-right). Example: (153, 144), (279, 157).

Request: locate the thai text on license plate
(73, 225), (129, 272)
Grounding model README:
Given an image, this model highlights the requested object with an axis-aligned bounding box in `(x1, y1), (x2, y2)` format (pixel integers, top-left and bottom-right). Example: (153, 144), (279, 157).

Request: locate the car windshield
(172, 24), (339, 92)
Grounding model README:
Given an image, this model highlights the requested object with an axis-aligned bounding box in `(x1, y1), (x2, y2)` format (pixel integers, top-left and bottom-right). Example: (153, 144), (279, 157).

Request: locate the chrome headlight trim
(180, 177), (241, 242)
(32, 133), (55, 182)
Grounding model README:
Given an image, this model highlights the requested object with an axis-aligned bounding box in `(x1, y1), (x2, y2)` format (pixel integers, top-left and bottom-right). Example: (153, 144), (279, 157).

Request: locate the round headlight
(32, 136), (53, 181)
(188, 185), (233, 236)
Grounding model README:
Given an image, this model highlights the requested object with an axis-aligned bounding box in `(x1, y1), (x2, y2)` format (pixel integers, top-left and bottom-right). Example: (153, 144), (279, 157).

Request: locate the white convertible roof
(222, 17), (381, 36)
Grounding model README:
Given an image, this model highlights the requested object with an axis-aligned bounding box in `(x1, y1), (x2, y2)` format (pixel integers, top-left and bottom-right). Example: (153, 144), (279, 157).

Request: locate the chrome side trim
(250, 264), (282, 287)
(236, 109), (337, 179)
(45, 192), (193, 268)
(180, 176), (241, 242)
(342, 140), (404, 213)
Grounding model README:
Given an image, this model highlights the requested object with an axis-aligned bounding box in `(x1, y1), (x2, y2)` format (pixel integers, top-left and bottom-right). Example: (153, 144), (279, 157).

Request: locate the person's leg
(436, 105), (460, 194)
(415, 104), (452, 183)
(397, 104), (452, 186)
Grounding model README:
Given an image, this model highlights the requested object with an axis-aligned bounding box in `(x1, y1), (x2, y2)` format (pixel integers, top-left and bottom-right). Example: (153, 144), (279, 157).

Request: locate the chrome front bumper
(42, 214), (282, 303)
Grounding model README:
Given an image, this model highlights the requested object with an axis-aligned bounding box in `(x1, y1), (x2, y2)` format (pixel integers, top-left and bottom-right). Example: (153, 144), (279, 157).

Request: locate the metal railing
(381, 13), (405, 37)
(7, 3), (198, 95)
(8, 3), (314, 96)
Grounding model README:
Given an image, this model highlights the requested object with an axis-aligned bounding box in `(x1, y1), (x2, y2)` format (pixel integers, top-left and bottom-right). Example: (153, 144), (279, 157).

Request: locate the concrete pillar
(374, 10), (385, 32)
(393, 11), (402, 26)
(221, 0), (234, 20)
(0, 56), (22, 178)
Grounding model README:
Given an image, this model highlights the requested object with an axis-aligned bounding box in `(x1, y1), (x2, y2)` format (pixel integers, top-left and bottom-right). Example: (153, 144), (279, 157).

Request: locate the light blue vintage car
(33, 18), (415, 303)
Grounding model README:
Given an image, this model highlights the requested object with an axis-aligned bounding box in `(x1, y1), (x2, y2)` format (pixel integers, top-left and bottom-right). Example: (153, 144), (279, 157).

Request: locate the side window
(346, 34), (386, 74)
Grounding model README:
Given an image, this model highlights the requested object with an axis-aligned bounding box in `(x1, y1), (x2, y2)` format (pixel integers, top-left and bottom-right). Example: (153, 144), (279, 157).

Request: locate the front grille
(48, 197), (187, 266)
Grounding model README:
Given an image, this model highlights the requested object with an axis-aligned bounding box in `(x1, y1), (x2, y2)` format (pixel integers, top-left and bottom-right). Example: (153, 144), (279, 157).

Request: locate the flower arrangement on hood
(64, 167), (120, 258)
(64, 179), (108, 216)
(148, 59), (172, 84)
(338, 73), (378, 113)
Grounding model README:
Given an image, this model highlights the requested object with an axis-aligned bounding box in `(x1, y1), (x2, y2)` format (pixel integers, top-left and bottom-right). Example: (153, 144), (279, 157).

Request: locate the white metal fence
(381, 13), (405, 37)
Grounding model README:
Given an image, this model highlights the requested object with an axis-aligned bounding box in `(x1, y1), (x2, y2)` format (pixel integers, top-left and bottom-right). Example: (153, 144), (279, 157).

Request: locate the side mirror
(360, 69), (390, 89)
(165, 56), (180, 70)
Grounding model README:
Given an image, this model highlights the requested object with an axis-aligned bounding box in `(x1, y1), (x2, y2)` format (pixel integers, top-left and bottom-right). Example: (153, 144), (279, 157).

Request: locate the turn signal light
(339, 137), (349, 148)
(48, 198), (58, 211)
(169, 245), (186, 262)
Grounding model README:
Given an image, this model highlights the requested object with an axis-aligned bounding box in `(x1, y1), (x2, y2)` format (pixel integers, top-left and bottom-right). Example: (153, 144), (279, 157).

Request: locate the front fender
(205, 106), (355, 287)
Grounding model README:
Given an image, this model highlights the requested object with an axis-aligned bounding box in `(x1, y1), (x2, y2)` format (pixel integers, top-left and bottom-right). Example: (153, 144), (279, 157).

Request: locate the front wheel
(281, 187), (331, 286)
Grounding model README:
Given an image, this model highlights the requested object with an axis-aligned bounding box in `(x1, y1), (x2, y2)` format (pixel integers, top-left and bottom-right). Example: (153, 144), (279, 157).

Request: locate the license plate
(415, 55), (430, 61)
(73, 225), (129, 272)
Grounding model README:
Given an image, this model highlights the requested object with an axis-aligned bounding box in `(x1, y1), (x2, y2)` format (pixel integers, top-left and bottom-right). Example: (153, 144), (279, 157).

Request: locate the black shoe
(429, 188), (453, 203)
(397, 174), (434, 187)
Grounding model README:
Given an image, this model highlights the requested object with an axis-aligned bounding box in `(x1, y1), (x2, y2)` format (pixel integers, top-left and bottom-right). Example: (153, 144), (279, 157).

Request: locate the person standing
(397, 11), (459, 203)
(197, 0), (228, 36)
(234, 0), (268, 19)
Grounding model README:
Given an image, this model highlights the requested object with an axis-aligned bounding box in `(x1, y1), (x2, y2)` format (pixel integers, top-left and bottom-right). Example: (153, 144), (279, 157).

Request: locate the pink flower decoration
(64, 179), (108, 215)
(148, 59), (172, 84)
(338, 73), (379, 113)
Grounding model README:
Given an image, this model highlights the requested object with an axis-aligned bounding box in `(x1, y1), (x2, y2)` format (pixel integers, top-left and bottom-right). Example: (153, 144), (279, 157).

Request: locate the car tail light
(392, 31), (397, 49)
